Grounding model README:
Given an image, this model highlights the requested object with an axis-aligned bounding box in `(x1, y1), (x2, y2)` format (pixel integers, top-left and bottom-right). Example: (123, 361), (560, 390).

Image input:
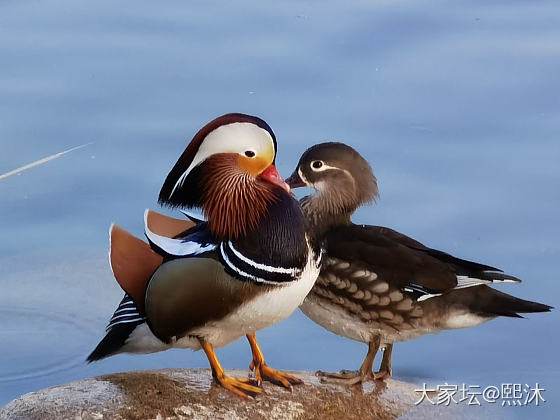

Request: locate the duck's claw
(246, 333), (303, 390)
(373, 367), (392, 381)
(215, 373), (263, 399)
(316, 370), (365, 385)
(200, 338), (263, 399)
(253, 363), (303, 389)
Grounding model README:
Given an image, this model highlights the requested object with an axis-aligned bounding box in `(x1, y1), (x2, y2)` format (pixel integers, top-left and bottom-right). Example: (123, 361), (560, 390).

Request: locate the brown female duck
(287, 142), (551, 385)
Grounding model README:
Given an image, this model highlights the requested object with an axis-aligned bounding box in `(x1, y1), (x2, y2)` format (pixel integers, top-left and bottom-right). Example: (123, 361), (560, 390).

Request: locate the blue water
(0, 1), (558, 418)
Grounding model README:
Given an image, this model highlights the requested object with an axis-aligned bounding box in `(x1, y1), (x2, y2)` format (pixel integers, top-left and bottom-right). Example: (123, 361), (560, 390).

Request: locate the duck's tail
(478, 287), (552, 318)
(87, 293), (147, 362)
(446, 285), (552, 319)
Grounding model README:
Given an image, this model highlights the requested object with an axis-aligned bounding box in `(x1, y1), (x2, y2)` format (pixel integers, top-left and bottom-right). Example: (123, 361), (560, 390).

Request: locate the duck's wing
(109, 223), (163, 313)
(86, 292), (149, 362)
(145, 208), (197, 238)
(144, 257), (273, 342)
(323, 224), (520, 302)
(90, 212), (218, 362)
(90, 224), (159, 363)
(144, 209), (218, 259)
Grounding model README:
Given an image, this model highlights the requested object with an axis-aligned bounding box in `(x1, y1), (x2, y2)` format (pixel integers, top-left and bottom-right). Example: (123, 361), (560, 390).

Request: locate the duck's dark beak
(285, 170), (306, 189)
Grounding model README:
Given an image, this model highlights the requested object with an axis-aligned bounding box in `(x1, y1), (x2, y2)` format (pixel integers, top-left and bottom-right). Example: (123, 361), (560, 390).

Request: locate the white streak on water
(0, 142), (93, 181)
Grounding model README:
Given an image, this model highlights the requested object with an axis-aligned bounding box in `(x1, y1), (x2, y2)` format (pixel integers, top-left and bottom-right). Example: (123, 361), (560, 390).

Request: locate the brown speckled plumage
(287, 142), (551, 384)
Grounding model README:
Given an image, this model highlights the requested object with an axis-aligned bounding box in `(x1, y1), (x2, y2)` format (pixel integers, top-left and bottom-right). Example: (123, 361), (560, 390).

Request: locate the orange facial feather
(199, 154), (278, 239)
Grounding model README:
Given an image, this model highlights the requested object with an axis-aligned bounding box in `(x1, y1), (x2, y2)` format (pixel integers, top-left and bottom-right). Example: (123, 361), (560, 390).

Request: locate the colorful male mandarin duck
(88, 114), (322, 398)
(286, 142), (551, 385)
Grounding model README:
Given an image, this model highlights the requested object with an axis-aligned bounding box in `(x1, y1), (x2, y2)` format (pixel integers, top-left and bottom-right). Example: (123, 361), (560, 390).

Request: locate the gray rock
(0, 369), (481, 420)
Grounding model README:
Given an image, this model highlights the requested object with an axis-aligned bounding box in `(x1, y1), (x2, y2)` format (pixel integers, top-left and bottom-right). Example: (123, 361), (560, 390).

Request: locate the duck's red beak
(260, 165), (291, 193)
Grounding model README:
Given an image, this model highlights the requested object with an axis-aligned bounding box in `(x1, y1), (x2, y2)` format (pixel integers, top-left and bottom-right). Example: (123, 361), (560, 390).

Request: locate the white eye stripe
(310, 162), (342, 172)
(169, 122), (274, 199)
(301, 163), (355, 192)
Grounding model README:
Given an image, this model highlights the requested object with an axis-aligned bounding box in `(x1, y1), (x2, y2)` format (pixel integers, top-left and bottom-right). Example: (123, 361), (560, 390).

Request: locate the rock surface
(1, 369), (485, 420)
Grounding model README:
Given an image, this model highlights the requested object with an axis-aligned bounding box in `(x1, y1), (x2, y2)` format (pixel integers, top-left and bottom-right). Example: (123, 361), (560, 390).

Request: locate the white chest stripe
(220, 243), (284, 286)
(227, 241), (301, 275)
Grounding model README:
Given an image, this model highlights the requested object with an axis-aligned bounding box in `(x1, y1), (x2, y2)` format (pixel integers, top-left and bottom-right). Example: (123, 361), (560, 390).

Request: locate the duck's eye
(244, 150), (256, 158)
(311, 160), (324, 170)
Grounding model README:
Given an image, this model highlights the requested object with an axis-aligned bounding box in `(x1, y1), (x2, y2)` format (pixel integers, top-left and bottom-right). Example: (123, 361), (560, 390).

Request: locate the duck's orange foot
(250, 360), (303, 389)
(214, 372), (263, 399)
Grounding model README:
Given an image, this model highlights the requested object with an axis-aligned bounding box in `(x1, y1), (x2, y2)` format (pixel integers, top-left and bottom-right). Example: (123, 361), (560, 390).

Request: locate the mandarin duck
(286, 142), (551, 385)
(88, 114), (322, 398)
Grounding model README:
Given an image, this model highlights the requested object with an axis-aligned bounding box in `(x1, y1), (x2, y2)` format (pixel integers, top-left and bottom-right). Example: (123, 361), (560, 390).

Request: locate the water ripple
(0, 306), (98, 382)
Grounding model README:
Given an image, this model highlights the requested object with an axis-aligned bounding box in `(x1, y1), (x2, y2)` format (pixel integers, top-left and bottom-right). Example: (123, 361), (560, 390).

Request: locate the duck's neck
(300, 194), (354, 237)
(233, 191), (310, 270)
(200, 158), (278, 240)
